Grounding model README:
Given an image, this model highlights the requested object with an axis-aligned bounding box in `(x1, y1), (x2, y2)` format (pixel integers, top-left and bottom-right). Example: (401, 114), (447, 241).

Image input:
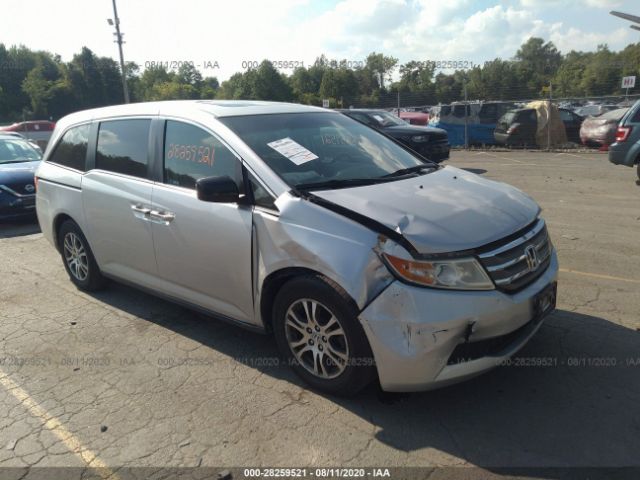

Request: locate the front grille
(2, 182), (35, 196)
(477, 219), (552, 293)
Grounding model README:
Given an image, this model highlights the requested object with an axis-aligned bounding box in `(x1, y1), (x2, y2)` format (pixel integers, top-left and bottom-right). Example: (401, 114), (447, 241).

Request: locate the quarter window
(47, 124), (90, 171)
(163, 121), (238, 189)
(96, 119), (151, 179)
(249, 175), (277, 210)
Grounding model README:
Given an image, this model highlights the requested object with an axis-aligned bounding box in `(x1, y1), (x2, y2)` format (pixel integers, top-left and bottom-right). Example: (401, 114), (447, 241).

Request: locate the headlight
(411, 135), (430, 143)
(382, 253), (494, 290)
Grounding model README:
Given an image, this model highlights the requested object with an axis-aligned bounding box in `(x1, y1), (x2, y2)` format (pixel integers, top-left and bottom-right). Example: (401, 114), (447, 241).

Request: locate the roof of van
(58, 100), (328, 126)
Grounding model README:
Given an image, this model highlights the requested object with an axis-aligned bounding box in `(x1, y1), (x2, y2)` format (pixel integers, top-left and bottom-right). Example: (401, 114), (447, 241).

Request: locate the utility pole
(464, 80), (468, 149)
(547, 82), (552, 151)
(110, 0), (130, 103)
(397, 90), (400, 116)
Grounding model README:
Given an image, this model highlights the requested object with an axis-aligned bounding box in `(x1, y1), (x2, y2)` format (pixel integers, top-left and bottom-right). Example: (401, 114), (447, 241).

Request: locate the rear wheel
(58, 220), (106, 291)
(273, 275), (375, 396)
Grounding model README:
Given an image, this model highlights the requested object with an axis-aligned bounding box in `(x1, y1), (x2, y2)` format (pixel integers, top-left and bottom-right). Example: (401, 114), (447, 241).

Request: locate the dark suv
(609, 99), (640, 183)
(339, 109), (450, 162)
(494, 108), (583, 146)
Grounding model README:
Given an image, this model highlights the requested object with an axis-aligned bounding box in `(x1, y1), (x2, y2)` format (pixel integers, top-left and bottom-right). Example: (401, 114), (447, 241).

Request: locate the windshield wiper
(294, 177), (391, 191)
(382, 164), (437, 178)
(0, 159), (32, 165)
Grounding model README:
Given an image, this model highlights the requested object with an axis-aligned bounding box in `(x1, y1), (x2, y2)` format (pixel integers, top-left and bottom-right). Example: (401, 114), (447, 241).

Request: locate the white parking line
(0, 369), (118, 479)
(478, 151), (526, 163)
(556, 152), (588, 159)
(499, 163), (539, 166)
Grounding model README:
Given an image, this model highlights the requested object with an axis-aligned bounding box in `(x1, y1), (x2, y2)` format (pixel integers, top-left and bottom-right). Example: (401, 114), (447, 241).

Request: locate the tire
(58, 220), (106, 291)
(272, 275), (376, 396)
(637, 163), (640, 184)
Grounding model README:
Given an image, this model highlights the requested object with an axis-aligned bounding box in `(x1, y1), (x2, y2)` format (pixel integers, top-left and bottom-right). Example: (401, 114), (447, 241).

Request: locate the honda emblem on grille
(524, 245), (540, 272)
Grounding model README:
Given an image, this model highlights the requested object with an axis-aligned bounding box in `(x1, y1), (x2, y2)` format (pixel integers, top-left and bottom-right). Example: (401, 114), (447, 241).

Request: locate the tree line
(1, 37), (639, 122)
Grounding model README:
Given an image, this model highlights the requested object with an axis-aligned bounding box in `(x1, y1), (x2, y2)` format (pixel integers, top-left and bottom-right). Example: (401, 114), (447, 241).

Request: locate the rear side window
(479, 104), (498, 123)
(96, 119), (151, 179)
(163, 120), (238, 189)
(452, 105), (469, 117)
(47, 124), (90, 171)
(517, 110), (536, 123)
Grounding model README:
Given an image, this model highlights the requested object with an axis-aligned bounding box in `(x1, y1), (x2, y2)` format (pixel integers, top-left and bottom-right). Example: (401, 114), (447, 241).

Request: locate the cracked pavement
(0, 151), (639, 479)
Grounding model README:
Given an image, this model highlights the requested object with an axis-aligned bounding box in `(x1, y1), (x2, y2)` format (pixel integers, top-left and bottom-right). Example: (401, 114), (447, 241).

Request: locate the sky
(2, 0), (639, 80)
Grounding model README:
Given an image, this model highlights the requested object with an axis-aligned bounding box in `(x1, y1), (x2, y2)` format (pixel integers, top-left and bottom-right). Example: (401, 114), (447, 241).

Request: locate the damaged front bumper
(358, 250), (559, 392)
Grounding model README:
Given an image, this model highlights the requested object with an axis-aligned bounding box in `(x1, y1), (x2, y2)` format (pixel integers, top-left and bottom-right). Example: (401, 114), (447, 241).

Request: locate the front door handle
(131, 204), (151, 218)
(149, 210), (175, 224)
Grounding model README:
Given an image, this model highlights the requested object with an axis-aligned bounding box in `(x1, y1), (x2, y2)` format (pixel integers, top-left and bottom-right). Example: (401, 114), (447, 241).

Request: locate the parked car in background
(0, 132), (43, 154)
(580, 108), (629, 148)
(495, 107), (583, 146)
(609, 100), (640, 182)
(340, 109), (449, 162)
(574, 104), (619, 118)
(429, 101), (515, 146)
(0, 121), (55, 150)
(399, 110), (429, 125)
(0, 136), (42, 221)
(494, 109), (538, 147)
(36, 100), (557, 394)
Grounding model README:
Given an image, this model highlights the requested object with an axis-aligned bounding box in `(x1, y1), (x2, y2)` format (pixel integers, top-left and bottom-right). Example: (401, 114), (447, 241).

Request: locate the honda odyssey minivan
(36, 100), (558, 395)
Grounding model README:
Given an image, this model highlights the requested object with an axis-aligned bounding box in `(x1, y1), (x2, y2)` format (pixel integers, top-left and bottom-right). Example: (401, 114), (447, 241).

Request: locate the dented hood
(312, 166), (540, 254)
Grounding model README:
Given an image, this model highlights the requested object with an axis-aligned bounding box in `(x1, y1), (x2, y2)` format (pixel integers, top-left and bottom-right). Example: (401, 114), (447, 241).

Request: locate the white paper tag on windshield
(267, 137), (318, 165)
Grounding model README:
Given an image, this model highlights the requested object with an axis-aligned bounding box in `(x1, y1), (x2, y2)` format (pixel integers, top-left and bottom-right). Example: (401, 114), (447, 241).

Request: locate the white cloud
(0, 0), (636, 82)
(520, 0), (623, 8)
(548, 26), (633, 53)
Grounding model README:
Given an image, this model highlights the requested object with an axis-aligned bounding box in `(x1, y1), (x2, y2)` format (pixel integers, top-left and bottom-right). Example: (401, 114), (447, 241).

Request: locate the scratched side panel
(251, 193), (395, 326)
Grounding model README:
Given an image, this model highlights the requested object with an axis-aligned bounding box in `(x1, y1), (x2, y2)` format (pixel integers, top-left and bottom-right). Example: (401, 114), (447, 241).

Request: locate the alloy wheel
(63, 232), (89, 281)
(284, 298), (350, 379)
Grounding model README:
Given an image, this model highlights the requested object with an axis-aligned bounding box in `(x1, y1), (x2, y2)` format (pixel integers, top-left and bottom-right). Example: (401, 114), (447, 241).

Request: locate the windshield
(220, 112), (428, 190)
(367, 111), (406, 127)
(0, 139), (42, 164)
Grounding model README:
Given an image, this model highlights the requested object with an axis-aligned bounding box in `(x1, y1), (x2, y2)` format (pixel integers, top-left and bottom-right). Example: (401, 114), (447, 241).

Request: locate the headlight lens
(382, 253), (494, 290)
(411, 135), (430, 143)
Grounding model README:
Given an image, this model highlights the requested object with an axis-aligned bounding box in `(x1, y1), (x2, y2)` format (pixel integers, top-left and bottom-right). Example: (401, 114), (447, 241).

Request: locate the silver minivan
(36, 100), (558, 395)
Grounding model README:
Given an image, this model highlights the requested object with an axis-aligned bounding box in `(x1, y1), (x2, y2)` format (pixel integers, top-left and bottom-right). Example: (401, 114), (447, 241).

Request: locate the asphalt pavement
(0, 150), (638, 480)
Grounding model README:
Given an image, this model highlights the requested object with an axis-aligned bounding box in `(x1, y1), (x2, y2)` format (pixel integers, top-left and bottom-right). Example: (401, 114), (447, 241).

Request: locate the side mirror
(196, 176), (240, 203)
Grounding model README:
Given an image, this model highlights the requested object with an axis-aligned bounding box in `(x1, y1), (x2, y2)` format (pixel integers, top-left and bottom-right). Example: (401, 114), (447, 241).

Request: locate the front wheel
(273, 275), (376, 396)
